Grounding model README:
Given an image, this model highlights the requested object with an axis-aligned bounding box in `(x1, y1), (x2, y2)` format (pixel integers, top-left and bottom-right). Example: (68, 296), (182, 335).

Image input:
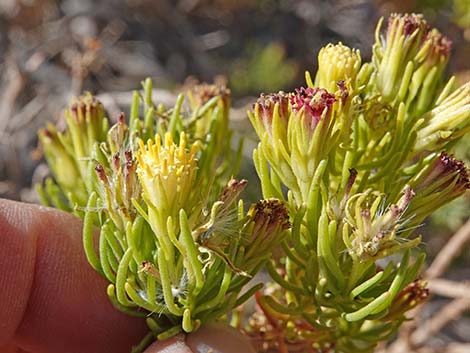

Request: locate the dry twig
(426, 218), (470, 279)
(427, 279), (470, 300)
(411, 298), (470, 346)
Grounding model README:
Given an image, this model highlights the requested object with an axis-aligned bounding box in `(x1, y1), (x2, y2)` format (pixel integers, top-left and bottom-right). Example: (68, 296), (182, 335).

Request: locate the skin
(0, 198), (256, 353)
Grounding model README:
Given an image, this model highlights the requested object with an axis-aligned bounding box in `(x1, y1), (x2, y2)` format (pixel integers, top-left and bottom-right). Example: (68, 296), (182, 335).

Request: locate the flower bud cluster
(249, 85), (349, 204)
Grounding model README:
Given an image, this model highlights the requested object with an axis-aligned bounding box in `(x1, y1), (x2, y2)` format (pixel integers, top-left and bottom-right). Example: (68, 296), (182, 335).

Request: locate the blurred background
(1, 0), (469, 351)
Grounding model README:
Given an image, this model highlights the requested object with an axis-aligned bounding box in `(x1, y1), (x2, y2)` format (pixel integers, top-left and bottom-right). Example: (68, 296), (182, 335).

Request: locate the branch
(427, 279), (470, 299)
(411, 298), (470, 346)
(426, 218), (470, 279)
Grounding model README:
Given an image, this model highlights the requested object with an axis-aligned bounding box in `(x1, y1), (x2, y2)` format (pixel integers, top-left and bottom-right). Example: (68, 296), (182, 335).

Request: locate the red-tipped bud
(112, 153), (120, 172)
(419, 152), (470, 192)
(423, 29), (452, 66)
(124, 150), (133, 163)
(95, 164), (108, 184)
(290, 87), (336, 129)
(387, 13), (429, 38)
(118, 112), (125, 124)
(255, 92), (290, 125)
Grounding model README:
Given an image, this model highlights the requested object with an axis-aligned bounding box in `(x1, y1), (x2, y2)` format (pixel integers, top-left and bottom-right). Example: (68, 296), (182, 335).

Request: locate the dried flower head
(252, 198), (291, 233)
(188, 82), (231, 108)
(386, 279), (429, 320)
(240, 198), (290, 270)
(94, 150), (140, 230)
(346, 187), (419, 260)
(219, 177), (248, 205)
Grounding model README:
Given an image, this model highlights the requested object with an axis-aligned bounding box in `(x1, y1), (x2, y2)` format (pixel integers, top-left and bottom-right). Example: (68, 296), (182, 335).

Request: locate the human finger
(0, 198), (147, 353)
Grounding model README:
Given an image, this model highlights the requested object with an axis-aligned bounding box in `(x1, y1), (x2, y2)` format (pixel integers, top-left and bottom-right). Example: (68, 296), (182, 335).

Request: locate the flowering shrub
(246, 13), (470, 353)
(37, 13), (470, 353)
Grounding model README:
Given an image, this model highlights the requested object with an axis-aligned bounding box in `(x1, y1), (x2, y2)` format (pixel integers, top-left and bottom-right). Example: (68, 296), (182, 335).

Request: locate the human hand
(0, 199), (256, 353)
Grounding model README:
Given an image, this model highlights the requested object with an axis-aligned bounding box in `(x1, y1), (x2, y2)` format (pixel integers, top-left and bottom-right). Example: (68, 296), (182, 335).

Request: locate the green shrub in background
(230, 42), (298, 95)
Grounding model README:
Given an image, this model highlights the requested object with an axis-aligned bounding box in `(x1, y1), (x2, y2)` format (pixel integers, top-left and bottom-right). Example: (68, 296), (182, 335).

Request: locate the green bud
(64, 92), (109, 159)
(414, 82), (470, 152)
(38, 124), (88, 206)
(373, 13), (430, 102)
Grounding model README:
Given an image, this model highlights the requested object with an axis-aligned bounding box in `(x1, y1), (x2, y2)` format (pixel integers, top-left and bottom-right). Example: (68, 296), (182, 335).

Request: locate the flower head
(240, 199), (290, 270)
(68, 93), (105, 124)
(289, 87), (336, 129)
(407, 153), (470, 221)
(137, 132), (199, 217)
(187, 82), (231, 110)
(254, 92), (290, 134)
(186, 81), (232, 154)
(374, 13), (431, 102)
(387, 13), (429, 39)
(316, 42), (361, 91)
(418, 152), (469, 191)
(38, 124), (88, 205)
(386, 279), (429, 320)
(64, 93), (108, 158)
(346, 187), (420, 260)
(423, 29), (452, 64)
(94, 150), (140, 230)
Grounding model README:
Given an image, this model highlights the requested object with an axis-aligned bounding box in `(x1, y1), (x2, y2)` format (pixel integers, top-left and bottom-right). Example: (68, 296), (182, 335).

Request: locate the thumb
(143, 323), (256, 353)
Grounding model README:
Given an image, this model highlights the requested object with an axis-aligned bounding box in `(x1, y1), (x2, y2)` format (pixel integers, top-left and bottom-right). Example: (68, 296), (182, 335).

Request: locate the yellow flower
(137, 132), (199, 218)
(315, 42), (361, 92)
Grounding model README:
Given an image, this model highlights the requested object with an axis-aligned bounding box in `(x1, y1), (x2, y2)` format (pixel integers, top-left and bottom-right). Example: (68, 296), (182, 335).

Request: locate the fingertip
(0, 199), (38, 345)
(0, 199), (147, 353)
(186, 323), (256, 353)
(143, 334), (192, 353)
